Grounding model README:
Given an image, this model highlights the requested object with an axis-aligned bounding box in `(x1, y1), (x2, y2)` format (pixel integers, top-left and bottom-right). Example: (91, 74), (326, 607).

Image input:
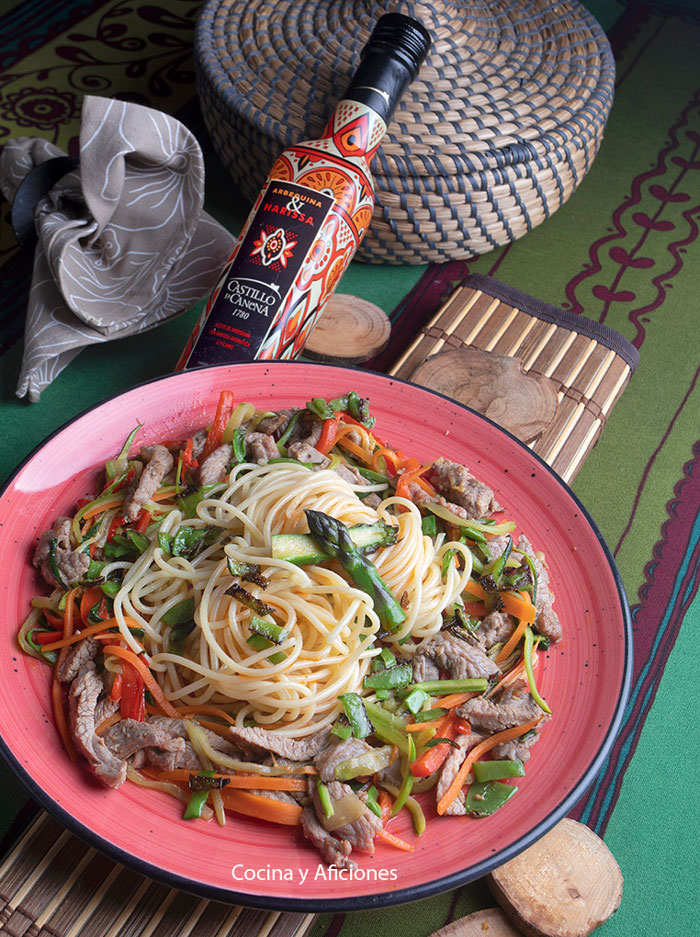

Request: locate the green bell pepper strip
(411, 706), (448, 723)
(316, 777), (334, 818)
(339, 692), (374, 739)
(330, 720), (353, 741)
(363, 663), (412, 691)
(390, 734), (416, 817)
(358, 467), (390, 485)
(473, 759), (525, 782)
(421, 514), (438, 537)
(523, 626), (551, 713)
(304, 510), (406, 632)
(372, 648), (397, 671)
(161, 598), (195, 626)
(232, 426), (247, 463)
(465, 780), (518, 816)
(403, 688), (431, 716)
(362, 700), (411, 755)
(183, 770), (214, 819)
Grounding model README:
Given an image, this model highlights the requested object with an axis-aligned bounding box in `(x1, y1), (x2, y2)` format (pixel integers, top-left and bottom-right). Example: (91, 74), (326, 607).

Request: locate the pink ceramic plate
(0, 363), (631, 910)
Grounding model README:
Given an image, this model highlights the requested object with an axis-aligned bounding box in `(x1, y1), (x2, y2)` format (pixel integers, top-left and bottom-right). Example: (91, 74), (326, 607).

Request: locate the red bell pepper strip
(120, 661), (146, 721)
(109, 673), (123, 703)
(410, 710), (460, 777)
(80, 586), (105, 628)
(317, 415), (341, 455)
(106, 513), (124, 543)
(200, 390), (235, 463)
(134, 510), (152, 533)
(180, 438), (199, 477)
(35, 630), (64, 645)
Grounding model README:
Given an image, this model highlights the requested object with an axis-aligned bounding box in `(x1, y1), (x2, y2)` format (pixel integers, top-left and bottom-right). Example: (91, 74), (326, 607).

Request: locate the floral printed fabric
(0, 95), (234, 400)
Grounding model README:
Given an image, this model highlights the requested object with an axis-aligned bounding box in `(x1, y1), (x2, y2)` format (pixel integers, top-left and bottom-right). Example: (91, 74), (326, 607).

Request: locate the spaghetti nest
(106, 463), (472, 735)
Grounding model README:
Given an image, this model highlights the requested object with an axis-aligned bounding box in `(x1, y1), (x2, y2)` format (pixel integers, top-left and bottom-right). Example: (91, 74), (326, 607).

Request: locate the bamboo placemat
(0, 275), (636, 933)
(389, 274), (639, 484)
(0, 809), (313, 937)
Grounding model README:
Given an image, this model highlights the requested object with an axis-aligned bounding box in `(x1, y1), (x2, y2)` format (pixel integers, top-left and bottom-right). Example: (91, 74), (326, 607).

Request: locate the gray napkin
(0, 95), (235, 401)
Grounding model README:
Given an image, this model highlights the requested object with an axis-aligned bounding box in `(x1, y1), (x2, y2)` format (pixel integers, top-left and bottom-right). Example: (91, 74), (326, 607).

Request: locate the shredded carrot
(156, 770), (308, 791)
(218, 788), (302, 825)
(495, 617), (530, 663)
(376, 828), (414, 852)
(336, 435), (372, 464)
(95, 712), (122, 736)
(195, 719), (237, 741)
(371, 446), (402, 475)
(486, 649), (540, 700)
(406, 719), (444, 732)
(41, 616), (141, 651)
(378, 789), (393, 824)
(102, 645), (179, 718)
(467, 580), (537, 625)
(436, 716), (543, 815)
(52, 587), (80, 761)
(431, 692), (474, 711)
(165, 704), (237, 725)
(150, 489), (180, 503)
(81, 496), (125, 519)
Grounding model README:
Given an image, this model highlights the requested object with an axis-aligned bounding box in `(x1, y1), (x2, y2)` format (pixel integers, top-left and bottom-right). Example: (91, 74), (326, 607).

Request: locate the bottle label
(185, 181), (335, 366)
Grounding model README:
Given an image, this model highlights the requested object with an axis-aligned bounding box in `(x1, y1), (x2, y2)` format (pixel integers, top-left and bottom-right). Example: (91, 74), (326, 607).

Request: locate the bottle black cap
(363, 13), (432, 80)
(343, 13), (432, 124)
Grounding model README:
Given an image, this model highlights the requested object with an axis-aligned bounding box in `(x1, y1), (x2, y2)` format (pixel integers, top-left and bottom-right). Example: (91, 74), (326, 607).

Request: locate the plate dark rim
(0, 361), (633, 912)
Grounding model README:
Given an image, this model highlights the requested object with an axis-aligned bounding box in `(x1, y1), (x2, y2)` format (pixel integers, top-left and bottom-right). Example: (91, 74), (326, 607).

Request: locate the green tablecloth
(1, 1), (699, 934)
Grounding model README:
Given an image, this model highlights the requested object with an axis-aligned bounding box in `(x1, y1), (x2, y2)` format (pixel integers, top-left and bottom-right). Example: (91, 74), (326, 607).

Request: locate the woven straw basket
(195, 0), (615, 264)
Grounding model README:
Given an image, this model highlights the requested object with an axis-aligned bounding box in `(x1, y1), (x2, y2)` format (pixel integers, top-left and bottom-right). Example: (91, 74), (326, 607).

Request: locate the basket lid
(196, 0), (615, 182)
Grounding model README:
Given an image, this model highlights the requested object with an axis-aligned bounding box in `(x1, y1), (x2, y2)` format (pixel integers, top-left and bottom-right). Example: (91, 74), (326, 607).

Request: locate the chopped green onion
(246, 632), (286, 664)
(405, 678), (489, 696)
(523, 626), (551, 713)
(365, 785), (382, 818)
(249, 615), (287, 645)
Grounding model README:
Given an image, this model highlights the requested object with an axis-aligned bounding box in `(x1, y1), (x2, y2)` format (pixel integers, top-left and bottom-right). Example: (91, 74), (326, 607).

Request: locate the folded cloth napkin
(0, 95), (235, 401)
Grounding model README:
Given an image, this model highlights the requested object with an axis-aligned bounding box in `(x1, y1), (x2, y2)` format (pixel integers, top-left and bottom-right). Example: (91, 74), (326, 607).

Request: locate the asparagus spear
(304, 509), (406, 631)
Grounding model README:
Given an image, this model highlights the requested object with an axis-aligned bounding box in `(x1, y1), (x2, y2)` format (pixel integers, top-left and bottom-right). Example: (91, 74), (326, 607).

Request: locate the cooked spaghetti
(21, 389), (562, 867)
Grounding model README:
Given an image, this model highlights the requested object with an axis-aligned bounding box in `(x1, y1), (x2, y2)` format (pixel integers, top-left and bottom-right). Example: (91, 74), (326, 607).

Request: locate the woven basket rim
(195, 0), (615, 177)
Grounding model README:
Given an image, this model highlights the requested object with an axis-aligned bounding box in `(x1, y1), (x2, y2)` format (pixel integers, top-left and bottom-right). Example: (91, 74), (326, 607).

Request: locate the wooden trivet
(0, 274), (634, 937)
(304, 293), (391, 364)
(389, 274), (639, 484)
(488, 819), (623, 937)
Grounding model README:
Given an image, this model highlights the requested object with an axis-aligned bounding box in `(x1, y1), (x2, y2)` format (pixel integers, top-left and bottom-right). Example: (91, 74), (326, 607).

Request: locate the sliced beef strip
(94, 696), (120, 727)
(300, 804), (355, 870)
(315, 737), (376, 783)
(69, 664), (127, 788)
(104, 716), (242, 773)
(458, 680), (542, 734)
(122, 445), (173, 522)
(33, 516), (90, 588)
(412, 630), (500, 683)
(101, 718), (189, 761)
(481, 535), (562, 644)
(309, 778), (382, 856)
(256, 411), (293, 438)
(436, 730), (486, 815)
(287, 411), (323, 448)
(491, 730), (540, 764)
(57, 636), (100, 683)
(334, 464), (370, 487)
(429, 458), (501, 518)
(286, 442), (329, 466)
(191, 429), (208, 459)
(477, 610), (515, 651)
(228, 725), (330, 762)
(198, 443), (232, 486)
(515, 534), (562, 644)
(245, 432), (279, 465)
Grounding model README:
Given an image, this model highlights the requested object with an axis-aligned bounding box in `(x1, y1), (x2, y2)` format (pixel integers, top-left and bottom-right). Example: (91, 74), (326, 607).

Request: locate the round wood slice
(409, 347), (558, 444)
(428, 907), (524, 937)
(487, 819), (623, 937)
(303, 293), (391, 364)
